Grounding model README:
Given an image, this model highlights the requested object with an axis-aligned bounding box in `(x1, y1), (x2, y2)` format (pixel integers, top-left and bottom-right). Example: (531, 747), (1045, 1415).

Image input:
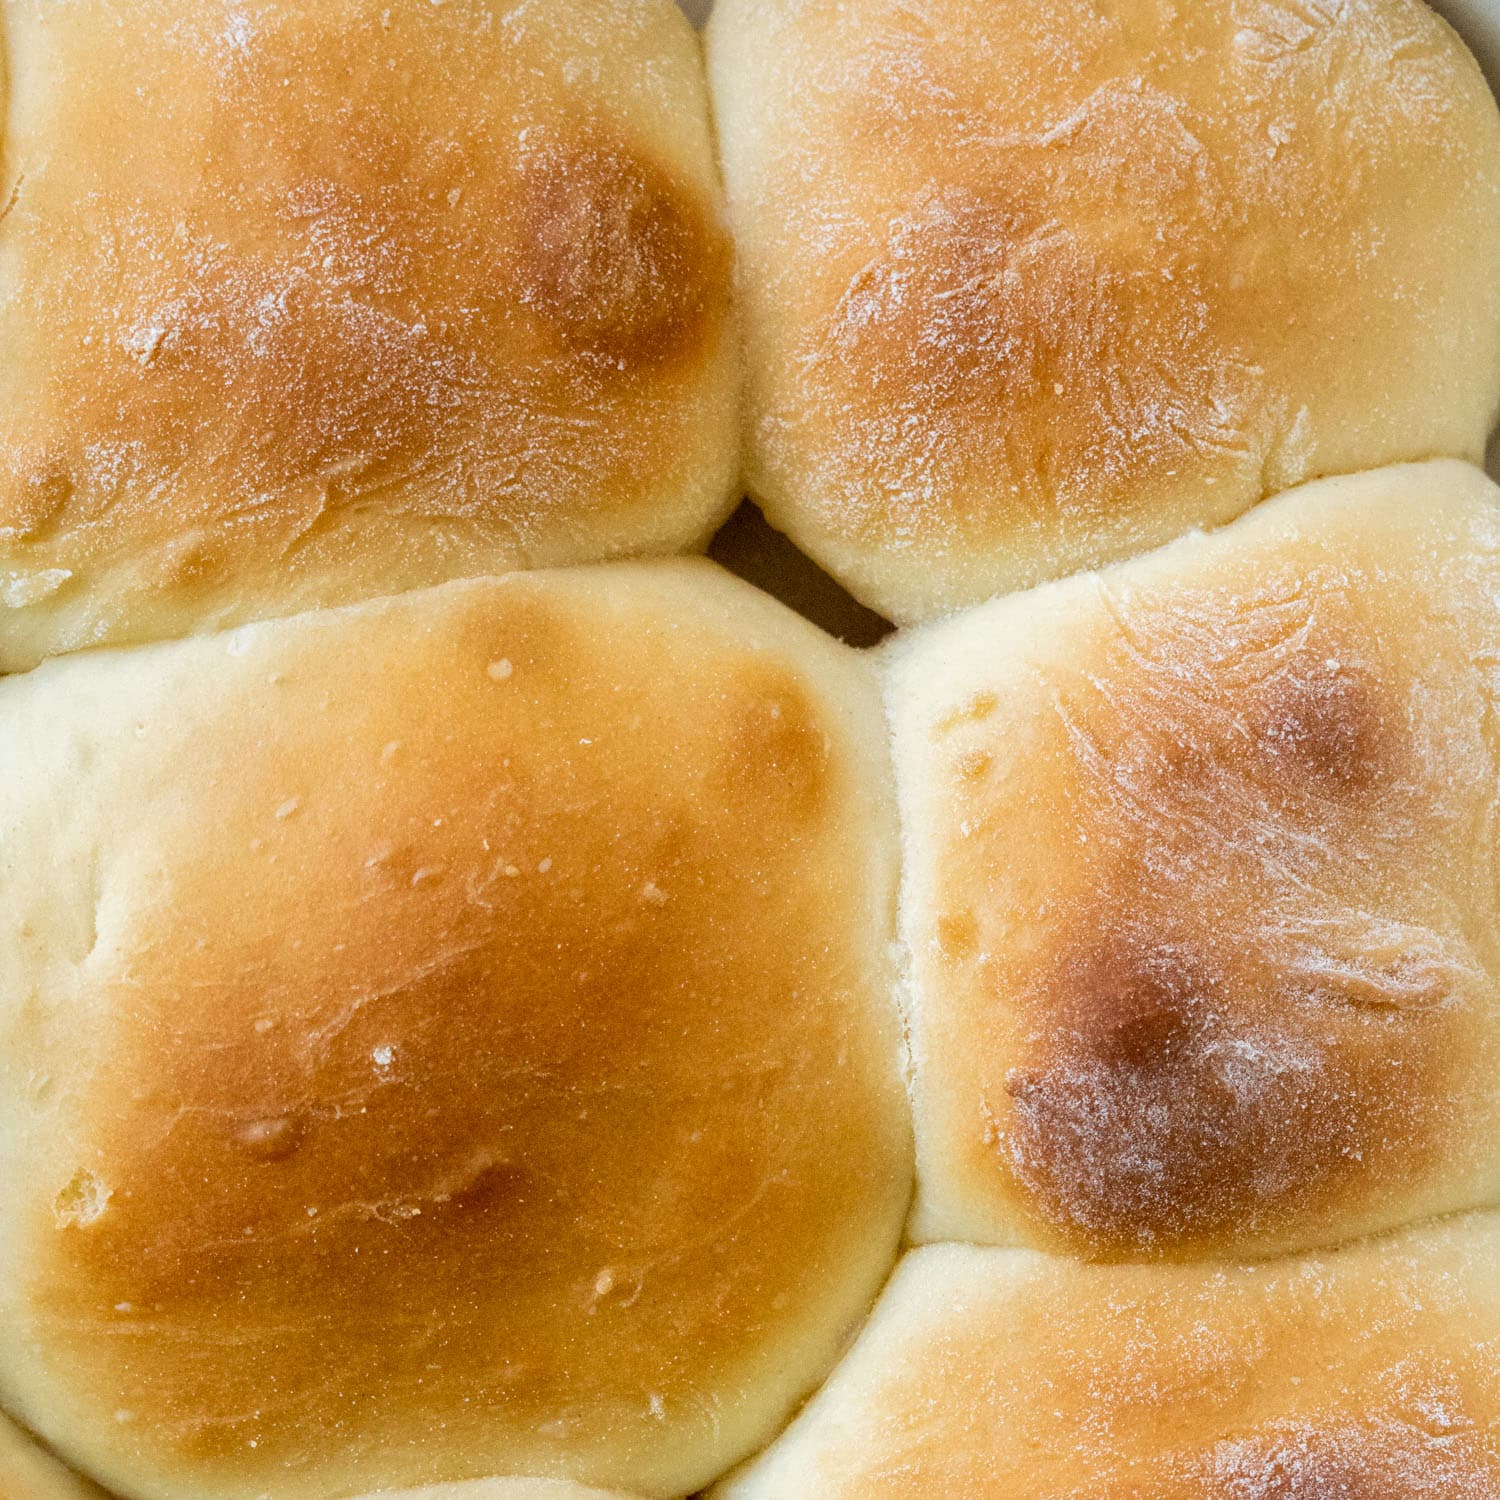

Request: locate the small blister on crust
(887, 462), (1500, 1259)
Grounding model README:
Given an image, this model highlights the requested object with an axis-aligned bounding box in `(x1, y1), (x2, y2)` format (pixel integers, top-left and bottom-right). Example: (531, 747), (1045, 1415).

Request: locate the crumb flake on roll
(0, 559), (911, 1499)
(885, 460), (1500, 1260)
(0, 0), (739, 673)
(714, 1215), (1500, 1497)
(709, 0), (1500, 621)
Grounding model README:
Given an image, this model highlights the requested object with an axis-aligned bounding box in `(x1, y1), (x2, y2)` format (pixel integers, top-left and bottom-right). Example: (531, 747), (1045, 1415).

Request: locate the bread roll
(715, 1214), (1500, 1496)
(0, 0), (737, 673)
(709, 0), (1500, 622)
(885, 461), (1500, 1259)
(0, 1415), (108, 1499)
(0, 560), (910, 1499)
(355, 1484), (638, 1500)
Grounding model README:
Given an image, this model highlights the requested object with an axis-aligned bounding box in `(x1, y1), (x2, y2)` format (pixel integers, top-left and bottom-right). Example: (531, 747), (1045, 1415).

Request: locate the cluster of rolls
(2, 0), (1500, 1495)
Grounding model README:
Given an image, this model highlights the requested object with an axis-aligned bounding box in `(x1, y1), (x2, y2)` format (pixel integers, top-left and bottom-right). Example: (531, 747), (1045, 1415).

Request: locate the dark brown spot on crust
(999, 905), (1460, 1255)
(1196, 1418), (1500, 1499)
(515, 135), (731, 369)
(962, 580), (1487, 1256)
(1248, 657), (1387, 796)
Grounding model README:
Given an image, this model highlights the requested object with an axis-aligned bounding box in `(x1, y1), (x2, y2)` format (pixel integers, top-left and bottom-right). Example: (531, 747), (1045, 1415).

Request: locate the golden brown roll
(885, 461), (1500, 1260)
(715, 1214), (1500, 1497)
(708, 0), (1500, 622)
(0, 1415), (108, 1499)
(0, 0), (738, 672)
(0, 559), (911, 1499)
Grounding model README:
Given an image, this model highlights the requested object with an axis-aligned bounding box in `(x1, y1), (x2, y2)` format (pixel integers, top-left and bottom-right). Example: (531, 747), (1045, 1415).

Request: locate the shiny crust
(886, 462), (1500, 1259)
(0, 560), (910, 1500)
(709, 0), (1500, 621)
(715, 1215), (1500, 1497)
(0, 0), (738, 671)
